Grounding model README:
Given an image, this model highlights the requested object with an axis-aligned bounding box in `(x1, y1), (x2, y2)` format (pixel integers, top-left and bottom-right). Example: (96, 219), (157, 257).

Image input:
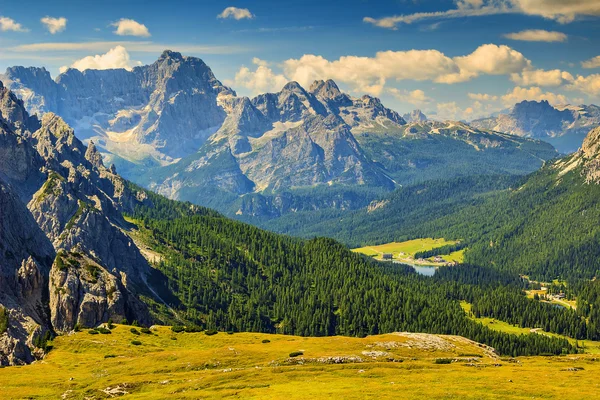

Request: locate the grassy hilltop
(1, 325), (598, 399)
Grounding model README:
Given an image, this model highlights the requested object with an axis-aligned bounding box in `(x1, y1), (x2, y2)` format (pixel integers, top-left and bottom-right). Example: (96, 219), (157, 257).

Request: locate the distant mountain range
(472, 100), (600, 154)
(1, 51), (557, 218)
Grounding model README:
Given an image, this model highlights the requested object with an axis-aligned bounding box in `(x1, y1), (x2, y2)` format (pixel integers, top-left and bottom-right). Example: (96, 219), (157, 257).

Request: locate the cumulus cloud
(504, 29), (567, 42)
(232, 58), (288, 95)
(388, 88), (432, 106)
(567, 74), (600, 96)
(281, 50), (459, 95)
(501, 86), (569, 105)
(455, 44), (530, 75)
(468, 93), (498, 101)
(515, 0), (600, 23)
(218, 7), (254, 20)
(582, 56), (600, 69)
(59, 46), (142, 73)
(364, 0), (600, 29)
(41, 16), (67, 34)
(510, 68), (574, 86)
(0, 16), (28, 32)
(231, 44), (531, 96)
(111, 18), (151, 37)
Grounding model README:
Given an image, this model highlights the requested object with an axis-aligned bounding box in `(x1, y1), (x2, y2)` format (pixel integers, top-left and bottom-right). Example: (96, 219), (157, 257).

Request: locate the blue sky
(1, 0), (599, 120)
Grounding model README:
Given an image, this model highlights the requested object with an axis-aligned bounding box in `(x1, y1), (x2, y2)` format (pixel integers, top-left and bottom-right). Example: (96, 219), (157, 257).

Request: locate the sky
(1, 0), (599, 120)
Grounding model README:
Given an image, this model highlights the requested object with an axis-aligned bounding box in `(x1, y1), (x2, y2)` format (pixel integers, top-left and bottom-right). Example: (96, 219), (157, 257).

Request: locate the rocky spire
(85, 140), (104, 169)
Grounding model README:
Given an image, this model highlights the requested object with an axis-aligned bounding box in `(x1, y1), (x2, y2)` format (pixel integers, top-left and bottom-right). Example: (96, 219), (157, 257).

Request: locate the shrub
(184, 325), (202, 333)
(131, 320), (139, 327)
(140, 327), (152, 334)
(262, 339), (271, 343)
(289, 351), (304, 358)
(170, 336), (177, 341)
(120, 318), (128, 325)
(204, 329), (218, 336)
(130, 328), (140, 335)
(73, 324), (82, 332)
(0, 307), (8, 334)
(88, 330), (99, 335)
(131, 340), (142, 346)
(227, 331), (234, 335)
(171, 325), (185, 333)
(434, 358), (453, 364)
(96, 327), (111, 334)
(104, 354), (117, 359)
(55, 256), (67, 272)
(107, 319), (115, 330)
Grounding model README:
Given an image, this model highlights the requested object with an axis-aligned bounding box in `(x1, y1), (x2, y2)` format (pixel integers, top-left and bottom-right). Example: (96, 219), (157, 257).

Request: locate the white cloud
(568, 74), (600, 96)
(282, 51), (459, 95)
(510, 68), (574, 86)
(439, 44), (530, 83)
(218, 7), (254, 20)
(111, 18), (151, 37)
(60, 46), (142, 73)
(0, 16), (28, 32)
(504, 29), (567, 42)
(364, 0), (600, 29)
(582, 56), (600, 69)
(501, 86), (569, 105)
(388, 88), (432, 106)
(232, 58), (288, 95)
(468, 93), (498, 101)
(230, 44), (531, 96)
(515, 0), (600, 24)
(41, 16), (67, 34)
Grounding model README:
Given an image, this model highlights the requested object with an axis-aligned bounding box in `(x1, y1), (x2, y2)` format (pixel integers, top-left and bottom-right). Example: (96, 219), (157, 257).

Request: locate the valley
(0, 4), (599, 398)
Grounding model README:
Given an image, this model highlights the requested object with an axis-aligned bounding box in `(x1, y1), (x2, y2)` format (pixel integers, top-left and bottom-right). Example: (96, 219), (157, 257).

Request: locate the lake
(393, 261), (436, 276)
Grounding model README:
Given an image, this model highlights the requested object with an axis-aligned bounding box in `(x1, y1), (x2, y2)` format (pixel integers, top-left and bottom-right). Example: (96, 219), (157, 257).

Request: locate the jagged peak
(159, 49), (184, 61)
(281, 81), (306, 93)
(85, 140), (104, 169)
(309, 79), (343, 100)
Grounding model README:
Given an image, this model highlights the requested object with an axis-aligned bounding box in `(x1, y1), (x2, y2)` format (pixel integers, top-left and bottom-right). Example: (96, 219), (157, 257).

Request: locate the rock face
(575, 127), (600, 184)
(146, 79), (402, 211)
(402, 109), (428, 123)
(2, 50), (235, 166)
(0, 83), (154, 364)
(472, 100), (600, 153)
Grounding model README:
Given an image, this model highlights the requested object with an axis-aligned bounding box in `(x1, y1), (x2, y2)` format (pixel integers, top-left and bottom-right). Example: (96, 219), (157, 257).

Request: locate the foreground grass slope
(0, 325), (597, 399)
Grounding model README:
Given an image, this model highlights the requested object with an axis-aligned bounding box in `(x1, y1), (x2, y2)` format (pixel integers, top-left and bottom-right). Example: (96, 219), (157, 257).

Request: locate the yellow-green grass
(2, 325), (600, 399)
(461, 301), (600, 354)
(352, 238), (458, 260)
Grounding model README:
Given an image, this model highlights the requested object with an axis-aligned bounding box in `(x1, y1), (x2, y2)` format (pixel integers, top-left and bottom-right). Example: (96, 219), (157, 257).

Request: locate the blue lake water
(393, 261), (437, 276)
(411, 265), (436, 277)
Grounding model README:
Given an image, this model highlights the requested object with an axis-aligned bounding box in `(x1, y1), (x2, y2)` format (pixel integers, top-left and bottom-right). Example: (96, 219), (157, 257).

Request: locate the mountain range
(2, 51), (559, 219)
(472, 100), (600, 154)
(1, 79), (580, 366)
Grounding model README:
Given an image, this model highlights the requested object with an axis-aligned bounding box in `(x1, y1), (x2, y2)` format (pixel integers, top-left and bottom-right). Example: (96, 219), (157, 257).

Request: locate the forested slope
(123, 185), (579, 356)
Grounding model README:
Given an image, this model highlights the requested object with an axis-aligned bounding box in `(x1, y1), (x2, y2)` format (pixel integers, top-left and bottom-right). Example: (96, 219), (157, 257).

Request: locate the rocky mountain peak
(159, 49), (184, 61)
(310, 79), (342, 98)
(85, 140), (104, 169)
(403, 109), (428, 123)
(281, 81), (306, 93)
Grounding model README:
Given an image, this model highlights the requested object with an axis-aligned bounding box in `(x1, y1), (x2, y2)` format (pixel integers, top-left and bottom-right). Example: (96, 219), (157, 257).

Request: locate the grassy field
(352, 238), (465, 264)
(461, 302), (600, 354)
(1, 325), (599, 399)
